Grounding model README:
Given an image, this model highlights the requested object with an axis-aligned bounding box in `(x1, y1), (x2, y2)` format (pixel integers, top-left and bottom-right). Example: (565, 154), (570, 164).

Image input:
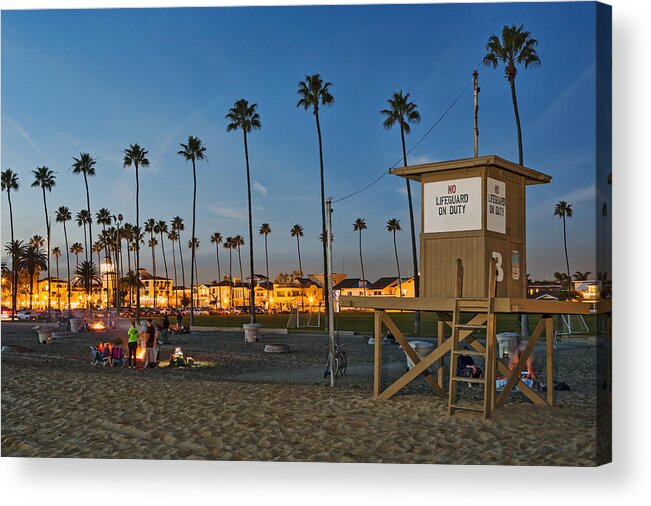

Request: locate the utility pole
(473, 70), (480, 157)
(326, 197), (335, 387)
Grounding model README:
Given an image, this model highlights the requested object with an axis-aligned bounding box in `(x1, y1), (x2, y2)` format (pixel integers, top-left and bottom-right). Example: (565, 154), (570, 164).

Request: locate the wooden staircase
(448, 258), (498, 420)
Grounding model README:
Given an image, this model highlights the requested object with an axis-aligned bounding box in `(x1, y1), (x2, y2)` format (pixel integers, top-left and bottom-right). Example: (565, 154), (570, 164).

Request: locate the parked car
(17, 310), (38, 320)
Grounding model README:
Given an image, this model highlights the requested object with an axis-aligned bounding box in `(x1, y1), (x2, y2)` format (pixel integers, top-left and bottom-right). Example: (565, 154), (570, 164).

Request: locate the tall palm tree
(123, 143), (150, 319)
(210, 232), (223, 306)
(226, 98), (261, 324)
(148, 236), (159, 308)
(30, 235), (45, 249)
(22, 243), (47, 310)
(297, 74), (334, 327)
(52, 246), (62, 310)
(553, 200), (573, 290)
(70, 242), (84, 270)
(387, 218), (403, 297)
(381, 90), (421, 333)
(168, 230), (180, 308)
(233, 234), (244, 283)
(178, 137), (207, 325)
(225, 237), (234, 308)
(483, 24), (541, 166)
(31, 166), (56, 319)
(155, 220), (170, 284)
(122, 222), (134, 276)
(258, 224), (271, 283)
(71, 153), (96, 315)
(353, 218), (367, 295)
(2, 169), (20, 319)
(75, 210), (91, 259)
(188, 237), (200, 306)
(96, 208), (112, 257)
(55, 206), (73, 312)
(5, 240), (25, 308)
(171, 216), (186, 294)
(290, 225), (304, 276)
(573, 271), (592, 281)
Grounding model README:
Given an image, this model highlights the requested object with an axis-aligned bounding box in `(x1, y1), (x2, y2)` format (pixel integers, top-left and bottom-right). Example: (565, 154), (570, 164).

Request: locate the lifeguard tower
(340, 155), (589, 419)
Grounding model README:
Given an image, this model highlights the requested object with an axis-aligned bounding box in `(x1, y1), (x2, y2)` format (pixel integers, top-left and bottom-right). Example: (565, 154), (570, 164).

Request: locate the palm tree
(386, 218), (403, 297)
(483, 24), (541, 166)
(155, 220), (170, 285)
(188, 237), (200, 307)
(226, 98), (261, 324)
(144, 218), (157, 307)
(210, 232), (223, 306)
(74, 260), (100, 308)
(233, 234), (244, 283)
(92, 242), (103, 276)
(122, 222), (134, 275)
(171, 216), (186, 295)
(2, 169), (20, 319)
(573, 271), (592, 281)
(52, 247), (62, 310)
(71, 153), (97, 315)
(148, 236), (159, 308)
(290, 225), (304, 276)
(258, 224), (271, 283)
(4, 240), (25, 311)
(31, 166), (56, 319)
(353, 218), (367, 295)
(75, 210), (91, 259)
(297, 74), (335, 327)
(21, 243), (47, 309)
(56, 206), (73, 312)
(168, 230), (179, 307)
(224, 237), (234, 308)
(70, 242), (84, 270)
(122, 270), (143, 306)
(553, 201), (573, 290)
(381, 90), (421, 333)
(123, 143), (150, 318)
(178, 137), (207, 325)
(96, 208), (112, 257)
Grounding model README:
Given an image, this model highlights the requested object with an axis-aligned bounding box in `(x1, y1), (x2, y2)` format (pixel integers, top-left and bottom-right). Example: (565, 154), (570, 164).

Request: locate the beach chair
(111, 346), (125, 367)
(90, 345), (103, 366)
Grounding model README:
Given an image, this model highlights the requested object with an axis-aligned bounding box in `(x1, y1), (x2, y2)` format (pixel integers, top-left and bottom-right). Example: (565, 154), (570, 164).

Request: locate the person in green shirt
(127, 320), (139, 368)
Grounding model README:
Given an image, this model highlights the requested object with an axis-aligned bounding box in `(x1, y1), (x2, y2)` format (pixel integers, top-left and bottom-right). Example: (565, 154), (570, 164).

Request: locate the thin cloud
(206, 202), (246, 221)
(253, 181), (268, 196)
(3, 114), (54, 166)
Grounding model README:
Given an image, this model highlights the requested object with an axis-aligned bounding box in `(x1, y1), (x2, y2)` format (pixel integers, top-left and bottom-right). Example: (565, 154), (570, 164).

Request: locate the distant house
(138, 268), (172, 307)
(333, 278), (369, 298)
(528, 281), (563, 300)
(367, 277), (400, 296)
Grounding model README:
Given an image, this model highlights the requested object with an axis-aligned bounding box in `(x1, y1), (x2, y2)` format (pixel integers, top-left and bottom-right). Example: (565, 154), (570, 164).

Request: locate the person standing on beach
(127, 320), (139, 368)
(176, 311), (183, 334)
(160, 314), (170, 344)
(143, 318), (157, 368)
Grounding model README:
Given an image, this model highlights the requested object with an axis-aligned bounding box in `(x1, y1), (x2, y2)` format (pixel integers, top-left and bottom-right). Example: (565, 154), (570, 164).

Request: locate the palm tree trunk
(171, 238), (178, 308)
(401, 125), (420, 334)
(264, 235), (269, 283)
(215, 244), (221, 307)
(151, 241), (157, 309)
(296, 236), (303, 276)
(563, 215), (570, 289)
(159, 232), (169, 282)
(393, 230), (402, 297)
(84, 172), (93, 318)
(358, 230), (366, 295)
(237, 246), (244, 285)
(55, 256), (60, 310)
(135, 163), (141, 320)
(63, 221), (71, 313)
(314, 109), (329, 329)
(229, 248), (233, 309)
(190, 159), (197, 326)
(509, 78), (524, 166)
(41, 187), (51, 320)
(82, 225), (88, 263)
(7, 190), (16, 320)
(178, 232), (186, 293)
(243, 131), (256, 324)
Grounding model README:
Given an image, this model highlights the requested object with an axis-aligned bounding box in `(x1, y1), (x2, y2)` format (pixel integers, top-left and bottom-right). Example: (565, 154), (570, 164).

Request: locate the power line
(334, 74), (475, 204)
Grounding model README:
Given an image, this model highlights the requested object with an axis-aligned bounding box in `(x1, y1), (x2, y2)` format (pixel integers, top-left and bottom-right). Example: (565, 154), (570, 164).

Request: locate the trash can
(496, 332), (519, 359)
(404, 340), (436, 369)
(243, 323), (262, 343)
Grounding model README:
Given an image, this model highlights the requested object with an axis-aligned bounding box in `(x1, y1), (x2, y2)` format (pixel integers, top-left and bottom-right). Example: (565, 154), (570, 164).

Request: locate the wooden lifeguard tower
(340, 155), (589, 419)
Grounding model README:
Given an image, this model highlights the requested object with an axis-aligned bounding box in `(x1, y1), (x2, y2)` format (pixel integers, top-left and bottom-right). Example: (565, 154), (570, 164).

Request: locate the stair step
(449, 403), (485, 413)
(450, 376), (485, 384)
(454, 324), (487, 329)
(451, 350), (485, 357)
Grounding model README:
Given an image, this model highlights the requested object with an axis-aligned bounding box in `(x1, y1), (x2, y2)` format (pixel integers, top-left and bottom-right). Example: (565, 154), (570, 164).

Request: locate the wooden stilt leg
(545, 316), (554, 406)
(374, 310), (382, 399)
(437, 314), (446, 390)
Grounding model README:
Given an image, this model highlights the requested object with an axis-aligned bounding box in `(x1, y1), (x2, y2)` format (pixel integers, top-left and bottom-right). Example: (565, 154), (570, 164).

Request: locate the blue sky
(1, 2), (609, 283)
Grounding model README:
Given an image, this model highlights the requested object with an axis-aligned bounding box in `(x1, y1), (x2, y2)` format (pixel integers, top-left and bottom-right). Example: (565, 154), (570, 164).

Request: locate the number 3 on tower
(491, 251), (504, 282)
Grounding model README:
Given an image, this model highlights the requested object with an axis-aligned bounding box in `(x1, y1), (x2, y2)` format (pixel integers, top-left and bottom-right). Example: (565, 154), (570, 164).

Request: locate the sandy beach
(1, 321), (604, 465)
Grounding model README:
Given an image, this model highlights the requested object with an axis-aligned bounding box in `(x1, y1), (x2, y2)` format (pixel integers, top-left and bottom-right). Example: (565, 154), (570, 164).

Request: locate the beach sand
(1, 321), (604, 465)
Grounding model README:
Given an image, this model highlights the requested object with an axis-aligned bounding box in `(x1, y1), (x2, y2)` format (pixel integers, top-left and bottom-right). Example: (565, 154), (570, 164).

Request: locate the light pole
(113, 214), (123, 313)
